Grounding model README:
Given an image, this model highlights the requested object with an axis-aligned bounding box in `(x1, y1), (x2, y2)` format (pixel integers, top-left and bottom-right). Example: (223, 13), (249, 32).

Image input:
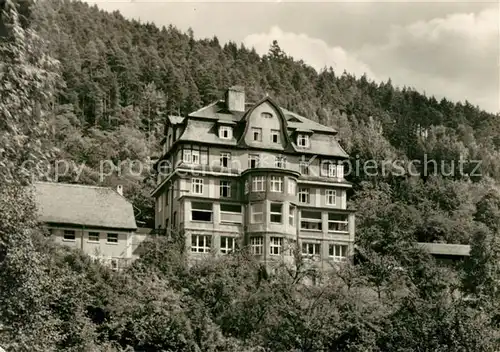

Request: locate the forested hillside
(3, 0), (500, 229)
(2, 0), (500, 350)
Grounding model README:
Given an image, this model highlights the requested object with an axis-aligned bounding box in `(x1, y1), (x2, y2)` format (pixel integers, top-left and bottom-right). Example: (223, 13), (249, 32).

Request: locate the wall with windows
(161, 142), (346, 184)
(184, 229), (241, 258)
(246, 200), (296, 235)
(297, 210), (355, 267)
(296, 186), (347, 209)
(243, 172), (297, 203)
(299, 239), (351, 266)
(46, 225), (133, 263)
(179, 176), (240, 201)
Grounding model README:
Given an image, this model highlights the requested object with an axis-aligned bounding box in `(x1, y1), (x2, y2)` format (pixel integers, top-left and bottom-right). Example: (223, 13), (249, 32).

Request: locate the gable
(242, 101), (288, 150)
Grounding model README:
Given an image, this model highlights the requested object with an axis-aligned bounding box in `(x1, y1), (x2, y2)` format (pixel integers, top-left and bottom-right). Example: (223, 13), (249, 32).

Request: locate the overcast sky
(85, 0), (499, 114)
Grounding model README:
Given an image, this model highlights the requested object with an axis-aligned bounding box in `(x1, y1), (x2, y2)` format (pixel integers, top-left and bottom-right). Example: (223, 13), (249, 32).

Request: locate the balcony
(181, 201), (244, 234)
(299, 211), (354, 241)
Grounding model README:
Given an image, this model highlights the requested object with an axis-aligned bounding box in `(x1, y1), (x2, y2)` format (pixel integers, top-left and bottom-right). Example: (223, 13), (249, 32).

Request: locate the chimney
(116, 185), (123, 196)
(225, 86), (245, 112)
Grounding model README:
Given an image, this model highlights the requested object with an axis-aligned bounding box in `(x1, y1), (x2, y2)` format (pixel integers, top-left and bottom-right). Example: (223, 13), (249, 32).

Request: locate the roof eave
(43, 221), (137, 232)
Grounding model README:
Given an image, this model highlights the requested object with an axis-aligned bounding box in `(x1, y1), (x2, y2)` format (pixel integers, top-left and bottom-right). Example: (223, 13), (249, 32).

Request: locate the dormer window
(297, 134), (309, 148)
(271, 130), (280, 144)
(219, 126), (232, 139)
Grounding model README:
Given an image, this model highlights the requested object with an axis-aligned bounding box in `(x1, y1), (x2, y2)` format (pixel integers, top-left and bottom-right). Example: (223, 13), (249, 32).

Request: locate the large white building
(152, 86), (355, 270)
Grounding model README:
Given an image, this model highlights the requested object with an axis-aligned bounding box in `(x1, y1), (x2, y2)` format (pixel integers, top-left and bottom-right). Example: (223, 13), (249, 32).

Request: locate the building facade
(152, 86), (355, 270)
(32, 182), (139, 270)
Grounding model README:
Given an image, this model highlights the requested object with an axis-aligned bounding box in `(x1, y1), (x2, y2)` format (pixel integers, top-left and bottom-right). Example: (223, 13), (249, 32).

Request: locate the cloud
(243, 26), (377, 79)
(243, 7), (499, 113)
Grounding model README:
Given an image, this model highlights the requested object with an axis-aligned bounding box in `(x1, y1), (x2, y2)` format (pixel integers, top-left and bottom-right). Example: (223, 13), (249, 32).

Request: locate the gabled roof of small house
(32, 182), (137, 231)
(418, 242), (471, 257)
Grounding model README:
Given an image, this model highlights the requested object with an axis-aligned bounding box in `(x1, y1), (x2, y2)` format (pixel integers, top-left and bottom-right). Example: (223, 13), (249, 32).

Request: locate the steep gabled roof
(174, 93), (347, 158)
(32, 182), (137, 230)
(188, 100), (245, 121)
(282, 108), (337, 134)
(187, 99), (337, 135)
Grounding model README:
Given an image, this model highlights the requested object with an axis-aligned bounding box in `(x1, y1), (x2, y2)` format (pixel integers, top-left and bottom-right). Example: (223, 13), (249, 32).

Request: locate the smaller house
(418, 242), (471, 265)
(32, 182), (138, 270)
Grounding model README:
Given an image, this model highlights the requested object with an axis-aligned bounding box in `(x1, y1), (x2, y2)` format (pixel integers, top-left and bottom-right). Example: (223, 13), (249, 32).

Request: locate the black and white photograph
(0, 0), (499, 350)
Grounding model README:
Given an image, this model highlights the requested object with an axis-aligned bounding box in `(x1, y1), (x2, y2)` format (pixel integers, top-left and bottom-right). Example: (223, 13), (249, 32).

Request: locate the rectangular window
(191, 178), (204, 195)
(252, 176), (265, 192)
(182, 145), (209, 165)
(271, 129), (280, 143)
(107, 233), (118, 243)
(270, 176), (283, 192)
(275, 156), (286, 168)
(251, 203), (263, 223)
(252, 127), (262, 141)
(245, 180), (250, 194)
(288, 178), (296, 195)
(191, 235), (211, 253)
(328, 163), (336, 177)
(220, 236), (236, 254)
(220, 204), (242, 223)
(321, 161), (337, 177)
(219, 126), (233, 139)
(328, 213), (349, 232)
(329, 244), (348, 262)
(326, 190), (336, 205)
(220, 152), (231, 168)
(249, 154), (260, 168)
(63, 230), (75, 241)
(183, 149), (192, 163)
(301, 210), (322, 231)
(192, 150), (200, 164)
(302, 242), (321, 256)
(219, 180), (231, 198)
(191, 202), (213, 222)
(250, 237), (263, 255)
(269, 237), (283, 255)
(289, 205), (296, 226)
(298, 188), (310, 204)
(297, 134), (309, 148)
(88, 232), (99, 242)
(270, 203), (282, 223)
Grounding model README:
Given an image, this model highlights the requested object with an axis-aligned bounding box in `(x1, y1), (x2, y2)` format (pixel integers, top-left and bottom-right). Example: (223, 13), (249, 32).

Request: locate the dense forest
(1, 0), (500, 350)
